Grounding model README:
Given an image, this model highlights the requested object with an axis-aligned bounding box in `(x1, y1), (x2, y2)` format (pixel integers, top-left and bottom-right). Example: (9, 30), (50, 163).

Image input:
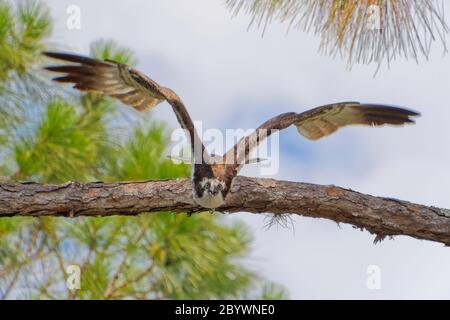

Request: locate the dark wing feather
(224, 102), (419, 173)
(295, 102), (419, 140)
(44, 51), (206, 159)
(44, 52), (164, 111)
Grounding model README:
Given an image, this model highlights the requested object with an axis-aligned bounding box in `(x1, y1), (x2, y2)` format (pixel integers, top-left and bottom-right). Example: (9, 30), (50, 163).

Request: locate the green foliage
(0, 0), (52, 154)
(260, 283), (289, 300)
(90, 39), (138, 66)
(112, 125), (190, 181)
(0, 0), (51, 79)
(0, 0), (286, 300)
(14, 99), (111, 182)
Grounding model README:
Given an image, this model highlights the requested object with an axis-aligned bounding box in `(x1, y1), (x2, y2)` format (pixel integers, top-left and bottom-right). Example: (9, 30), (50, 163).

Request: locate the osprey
(44, 52), (419, 209)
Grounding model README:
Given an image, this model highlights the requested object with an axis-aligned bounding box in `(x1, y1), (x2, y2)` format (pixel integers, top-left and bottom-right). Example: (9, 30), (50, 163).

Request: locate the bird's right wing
(44, 51), (166, 111)
(44, 51), (206, 161)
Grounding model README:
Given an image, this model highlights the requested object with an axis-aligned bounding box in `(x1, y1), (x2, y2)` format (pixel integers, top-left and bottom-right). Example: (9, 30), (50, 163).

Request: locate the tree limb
(1, 177), (449, 245)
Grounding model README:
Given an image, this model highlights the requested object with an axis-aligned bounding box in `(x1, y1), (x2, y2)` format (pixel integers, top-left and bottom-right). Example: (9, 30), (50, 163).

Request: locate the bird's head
(200, 178), (226, 197)
(192, 163), (236, 209)
(193, 177), (229, 209)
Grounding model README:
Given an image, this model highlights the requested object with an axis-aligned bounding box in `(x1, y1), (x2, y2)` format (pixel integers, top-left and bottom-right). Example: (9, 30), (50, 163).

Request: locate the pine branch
(226, 0), (449, 67)
(1, 177), (449, 245)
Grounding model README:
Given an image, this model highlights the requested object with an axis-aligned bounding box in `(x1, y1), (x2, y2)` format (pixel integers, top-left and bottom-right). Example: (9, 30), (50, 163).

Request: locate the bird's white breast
(194, 192), (225, 209)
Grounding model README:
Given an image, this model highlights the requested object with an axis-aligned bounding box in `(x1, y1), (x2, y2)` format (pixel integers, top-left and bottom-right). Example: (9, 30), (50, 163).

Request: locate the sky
(44, 0), (450, 299)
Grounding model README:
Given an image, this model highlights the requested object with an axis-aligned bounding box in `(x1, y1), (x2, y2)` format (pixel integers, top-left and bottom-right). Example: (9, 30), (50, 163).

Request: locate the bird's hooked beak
(208, 188), (219, 196)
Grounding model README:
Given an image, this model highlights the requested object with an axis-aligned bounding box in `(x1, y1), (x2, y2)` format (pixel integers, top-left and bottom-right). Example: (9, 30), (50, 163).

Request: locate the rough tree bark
(1, 176), (449, 245)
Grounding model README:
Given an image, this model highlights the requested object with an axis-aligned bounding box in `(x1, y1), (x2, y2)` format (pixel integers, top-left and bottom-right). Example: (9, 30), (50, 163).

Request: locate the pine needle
(225, 0), (449, 68)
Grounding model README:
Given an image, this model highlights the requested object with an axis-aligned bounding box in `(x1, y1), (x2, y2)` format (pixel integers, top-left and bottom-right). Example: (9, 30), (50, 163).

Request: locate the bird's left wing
(295, 102), (419, 140)
(223, 102), (419, 173)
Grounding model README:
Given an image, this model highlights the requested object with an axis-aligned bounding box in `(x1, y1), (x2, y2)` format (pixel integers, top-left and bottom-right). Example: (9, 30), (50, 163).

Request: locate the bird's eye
(205, 182), (210, 189)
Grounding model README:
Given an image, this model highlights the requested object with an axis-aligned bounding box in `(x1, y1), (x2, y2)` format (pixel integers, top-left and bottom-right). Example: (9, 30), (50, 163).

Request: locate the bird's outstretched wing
(44, 52), (165, 111)
(224, 102), (419, 172)
(294, 102), (419, 140)
(43, 51), (205, 160)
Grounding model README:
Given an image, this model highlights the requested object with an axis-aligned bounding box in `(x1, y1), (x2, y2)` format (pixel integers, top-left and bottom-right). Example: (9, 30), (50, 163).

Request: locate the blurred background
(0, 0), (449, 299)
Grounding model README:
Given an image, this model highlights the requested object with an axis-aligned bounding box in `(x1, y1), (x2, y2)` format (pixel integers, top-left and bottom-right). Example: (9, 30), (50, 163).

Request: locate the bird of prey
(43, 52), (419, 209)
